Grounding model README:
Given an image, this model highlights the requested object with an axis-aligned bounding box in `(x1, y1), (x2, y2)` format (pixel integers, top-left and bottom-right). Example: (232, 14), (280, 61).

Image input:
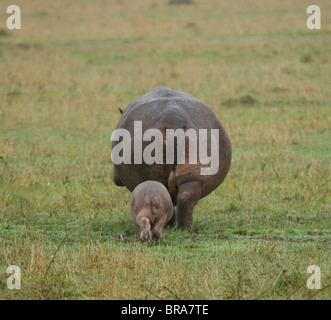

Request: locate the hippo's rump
(113, 86), (232, 197)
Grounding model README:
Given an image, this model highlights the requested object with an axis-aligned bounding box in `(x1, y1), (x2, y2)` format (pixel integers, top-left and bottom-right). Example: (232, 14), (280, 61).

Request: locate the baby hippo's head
(131, 181), (173, 241)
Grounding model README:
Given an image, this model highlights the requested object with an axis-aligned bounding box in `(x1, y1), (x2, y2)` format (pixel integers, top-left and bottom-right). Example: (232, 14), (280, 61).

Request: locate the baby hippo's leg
(151, 222), (163, 240)
(151, 208), (173, 239)
(138, 216), (152, 241)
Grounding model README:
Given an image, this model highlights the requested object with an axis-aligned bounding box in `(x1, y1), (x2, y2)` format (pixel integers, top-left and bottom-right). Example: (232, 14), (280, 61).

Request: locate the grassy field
(0, 0), (330, 299)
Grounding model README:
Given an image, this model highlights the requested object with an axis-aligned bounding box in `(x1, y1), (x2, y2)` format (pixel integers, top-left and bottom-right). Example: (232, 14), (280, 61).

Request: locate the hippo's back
(113, 86), (232, 198)
(118, 86), (225, 137)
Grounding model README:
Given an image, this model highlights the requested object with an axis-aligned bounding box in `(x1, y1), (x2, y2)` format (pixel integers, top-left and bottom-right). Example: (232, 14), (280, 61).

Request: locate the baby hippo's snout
(131, 181), (173, 240)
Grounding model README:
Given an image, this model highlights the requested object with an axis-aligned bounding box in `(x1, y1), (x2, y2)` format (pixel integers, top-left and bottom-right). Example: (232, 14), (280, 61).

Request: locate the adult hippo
(111, 86), (231, 230)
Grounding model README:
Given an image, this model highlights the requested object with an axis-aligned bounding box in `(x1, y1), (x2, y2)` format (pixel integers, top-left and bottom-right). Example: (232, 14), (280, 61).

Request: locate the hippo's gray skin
(131, 180), (173, 240)
(112, 86), (231, 230)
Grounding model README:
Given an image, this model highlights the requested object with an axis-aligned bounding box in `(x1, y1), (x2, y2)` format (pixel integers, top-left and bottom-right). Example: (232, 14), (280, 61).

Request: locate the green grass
(0, 0), (330, 299)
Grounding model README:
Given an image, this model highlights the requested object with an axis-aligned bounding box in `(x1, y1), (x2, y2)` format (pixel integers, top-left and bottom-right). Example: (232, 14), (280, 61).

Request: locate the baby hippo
(131, 181), (173, 240)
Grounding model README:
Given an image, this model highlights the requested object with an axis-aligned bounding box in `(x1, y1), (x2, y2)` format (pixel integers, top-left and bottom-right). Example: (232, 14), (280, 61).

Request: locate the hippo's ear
(119, 107), (124, 115)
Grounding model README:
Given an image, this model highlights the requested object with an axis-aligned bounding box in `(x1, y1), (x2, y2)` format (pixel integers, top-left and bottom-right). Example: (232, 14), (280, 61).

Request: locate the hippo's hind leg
(176, 181), (202, 231)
